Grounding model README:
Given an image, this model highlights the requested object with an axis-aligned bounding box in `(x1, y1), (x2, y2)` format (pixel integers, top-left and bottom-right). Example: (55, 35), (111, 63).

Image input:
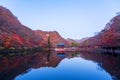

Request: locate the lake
(0, 51), (120, 80)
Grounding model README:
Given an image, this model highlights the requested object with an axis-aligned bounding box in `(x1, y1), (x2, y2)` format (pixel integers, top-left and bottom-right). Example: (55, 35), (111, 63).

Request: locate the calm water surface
(0, 52), (120, 80)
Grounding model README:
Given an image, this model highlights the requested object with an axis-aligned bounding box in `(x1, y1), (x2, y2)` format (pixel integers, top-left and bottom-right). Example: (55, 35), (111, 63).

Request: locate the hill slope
(80, 14), (120, 47)
(34, 30), (69, 47)
(0, 6), (45, 48)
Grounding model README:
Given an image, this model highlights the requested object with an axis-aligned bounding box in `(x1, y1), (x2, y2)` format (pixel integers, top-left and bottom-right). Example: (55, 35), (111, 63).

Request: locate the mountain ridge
(34, 30), (69, 47)
(0, 6), (46, 48)
(0, 6), (69, 49)
(80, 14), (120, 47)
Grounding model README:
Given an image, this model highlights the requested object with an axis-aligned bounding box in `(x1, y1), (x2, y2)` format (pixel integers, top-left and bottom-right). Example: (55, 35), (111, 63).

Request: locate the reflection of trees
(0, 52), (119, 80)
(0, 52), (64, 80)
(80, 52), (120, 80)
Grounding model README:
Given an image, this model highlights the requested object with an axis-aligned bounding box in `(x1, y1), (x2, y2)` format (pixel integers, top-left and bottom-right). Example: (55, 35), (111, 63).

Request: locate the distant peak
(116, 12), (120, 16)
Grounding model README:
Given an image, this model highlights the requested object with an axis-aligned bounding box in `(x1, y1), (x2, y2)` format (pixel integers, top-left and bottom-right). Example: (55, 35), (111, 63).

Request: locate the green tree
(48, 36), (51, 48)
(83, 40), (88, 47)
(71, 41), (78, 47)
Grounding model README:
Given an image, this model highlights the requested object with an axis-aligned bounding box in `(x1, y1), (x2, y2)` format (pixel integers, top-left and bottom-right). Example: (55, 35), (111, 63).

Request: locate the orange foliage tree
(101, 30), (120, 46)
(2, 34), (11, 48)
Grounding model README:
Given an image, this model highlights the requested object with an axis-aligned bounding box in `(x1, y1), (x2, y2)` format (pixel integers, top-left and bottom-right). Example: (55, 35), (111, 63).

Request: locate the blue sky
(1, 0), (120, 39)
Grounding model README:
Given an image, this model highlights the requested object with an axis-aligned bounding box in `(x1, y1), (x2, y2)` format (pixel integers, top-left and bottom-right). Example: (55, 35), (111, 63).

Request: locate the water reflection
(0, 52), (65, 80)
(80, 52), (120, 80)
(0, 51), (119, 80)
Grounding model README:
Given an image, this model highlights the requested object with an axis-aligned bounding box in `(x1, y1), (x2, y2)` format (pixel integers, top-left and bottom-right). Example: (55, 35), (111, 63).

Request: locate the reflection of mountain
(80, 52), (120, 80)
(0, 52), (119, 80)
(0, 52), (64, 80)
